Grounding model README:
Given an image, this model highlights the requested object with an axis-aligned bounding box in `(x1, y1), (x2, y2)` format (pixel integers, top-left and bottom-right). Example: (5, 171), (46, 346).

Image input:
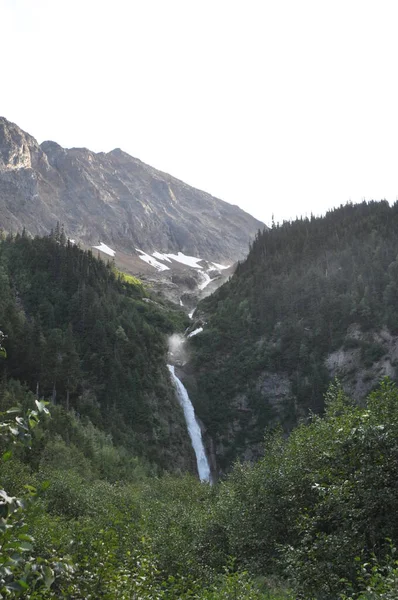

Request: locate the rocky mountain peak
(40, 140), (64, 154)
(0, 117), (34, 170)
(0, 117), (51, 173)
(0, 116), (265, 275)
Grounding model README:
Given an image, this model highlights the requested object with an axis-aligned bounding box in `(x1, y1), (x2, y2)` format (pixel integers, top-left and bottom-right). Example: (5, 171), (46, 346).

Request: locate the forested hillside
(0, 230), (193, 471)
(188, 201), (398, 467)
(3, 212), (398, 597)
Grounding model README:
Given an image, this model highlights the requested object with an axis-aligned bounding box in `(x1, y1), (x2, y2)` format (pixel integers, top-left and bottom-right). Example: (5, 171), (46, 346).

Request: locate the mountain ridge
(0, 116), (264, 265)
(184, 200), (398, 470)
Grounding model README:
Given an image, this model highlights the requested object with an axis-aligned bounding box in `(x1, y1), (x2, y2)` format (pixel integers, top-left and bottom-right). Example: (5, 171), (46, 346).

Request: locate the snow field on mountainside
(93, 242), (116, 257)
(140, 249), (230, 273)
(135, 249), (170, 271)
(212, 262), (230, 270)
(162, 252), (204, 268)
(152, 251), (172, 263)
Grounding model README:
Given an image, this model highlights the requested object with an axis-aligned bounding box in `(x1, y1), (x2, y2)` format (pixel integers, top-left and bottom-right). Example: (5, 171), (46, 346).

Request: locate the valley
(1, 117), (398, 598)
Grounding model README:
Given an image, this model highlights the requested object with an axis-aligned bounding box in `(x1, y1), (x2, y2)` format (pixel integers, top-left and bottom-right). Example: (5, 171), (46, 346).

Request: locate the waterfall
(167, 365), (211, 483)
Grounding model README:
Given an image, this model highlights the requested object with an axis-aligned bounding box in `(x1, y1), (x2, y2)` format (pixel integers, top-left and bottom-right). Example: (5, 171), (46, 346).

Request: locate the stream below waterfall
(167, 365), (211, 483)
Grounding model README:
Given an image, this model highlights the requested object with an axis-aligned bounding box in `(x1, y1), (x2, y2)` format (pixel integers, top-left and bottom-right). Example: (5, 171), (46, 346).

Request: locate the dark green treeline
(190, 200), (398, 467)
(0, 230), (192, 470)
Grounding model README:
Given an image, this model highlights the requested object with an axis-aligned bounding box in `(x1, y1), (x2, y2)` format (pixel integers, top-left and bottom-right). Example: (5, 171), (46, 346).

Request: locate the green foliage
(5, 212), (398, 597)
(114, 267), (146, 293)
(197, 565), (271, 600)
(0, 401), (72, 598)
(340, 545), (398, 599)
(6, 375), (398, 598)
(141, 474), (216, 581)
(0, 233), (191, 470)
(198, 379), (398, 599)
(0, 330), (7, 359)
(190, 201), (398, 466)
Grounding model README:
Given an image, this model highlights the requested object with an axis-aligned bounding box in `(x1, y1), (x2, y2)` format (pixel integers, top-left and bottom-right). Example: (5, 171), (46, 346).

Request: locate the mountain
(0, 117), (264, 269)
(3, 202), (398, 599)
(183, 200), (398, 470)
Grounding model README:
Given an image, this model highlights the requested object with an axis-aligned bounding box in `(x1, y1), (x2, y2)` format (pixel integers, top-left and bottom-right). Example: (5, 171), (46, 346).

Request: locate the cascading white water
(167, 364), (211, 483)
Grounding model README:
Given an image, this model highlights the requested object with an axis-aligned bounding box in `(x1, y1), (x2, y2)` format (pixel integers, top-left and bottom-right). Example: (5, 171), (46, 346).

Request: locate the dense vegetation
(189, 201), (398, 466)
(2, 373), (398, 597)
(0, 230), (192, 470)
(3, 207), (398, 597)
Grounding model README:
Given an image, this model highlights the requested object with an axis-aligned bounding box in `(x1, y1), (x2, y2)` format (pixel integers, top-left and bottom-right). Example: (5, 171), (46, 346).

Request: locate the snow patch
(153, 251), (172, 263)
(212, 262), (230, 270)
(136, 248), (170, 272)
(164, 252), (204, 269)
(93, 242), (116, 257)
(146, 250), (229, 273)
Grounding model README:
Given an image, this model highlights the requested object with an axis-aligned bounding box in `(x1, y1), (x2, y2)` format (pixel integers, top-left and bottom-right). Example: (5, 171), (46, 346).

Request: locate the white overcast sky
(1, 0), (398, 226)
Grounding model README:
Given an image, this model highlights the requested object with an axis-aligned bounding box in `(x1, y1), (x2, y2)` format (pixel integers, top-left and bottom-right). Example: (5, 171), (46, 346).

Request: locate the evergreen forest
(190, 200), (398, 466)
(2, 204), (398, 598)
(0, 230), (193, 471)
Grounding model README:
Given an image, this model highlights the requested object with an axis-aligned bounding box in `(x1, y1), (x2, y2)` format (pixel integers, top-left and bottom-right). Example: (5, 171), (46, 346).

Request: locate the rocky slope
(0, 117), (264, 267)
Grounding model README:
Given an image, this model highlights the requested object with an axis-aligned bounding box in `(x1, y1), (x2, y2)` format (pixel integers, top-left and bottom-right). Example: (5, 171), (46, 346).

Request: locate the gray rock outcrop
(0, 117), (264, 263)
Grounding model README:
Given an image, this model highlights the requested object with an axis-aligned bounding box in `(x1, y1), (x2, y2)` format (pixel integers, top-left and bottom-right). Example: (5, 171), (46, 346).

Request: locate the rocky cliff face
(0, 117), (264, 264)
(193, 323), (398, 474)
(325, 325), (398, 399)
